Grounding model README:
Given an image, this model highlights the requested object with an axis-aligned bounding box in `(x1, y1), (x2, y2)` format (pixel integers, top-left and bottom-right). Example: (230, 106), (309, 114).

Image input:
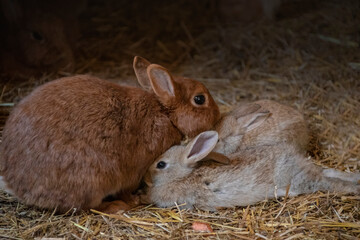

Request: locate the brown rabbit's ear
(203, 152), (230, 165)
(237, 111), (271, 133)
(147, 64), (175, 99)
(182, 131), (219, 167)
(133, 56), (152, 91)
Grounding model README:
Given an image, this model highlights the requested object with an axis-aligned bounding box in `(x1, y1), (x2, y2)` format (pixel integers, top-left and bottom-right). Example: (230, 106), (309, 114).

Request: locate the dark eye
(194, 95), (206, 105)
(31, 31), (44, 42)
(156, 161), (167, 169)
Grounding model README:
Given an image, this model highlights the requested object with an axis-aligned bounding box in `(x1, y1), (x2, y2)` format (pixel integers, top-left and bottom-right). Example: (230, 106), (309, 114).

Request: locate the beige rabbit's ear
(182, 131), (219, 167)
(237, 111), (271, 133)
(133, 56), (152, 91)
(147, 64), (176, 99)
(232, 103), (261, 118)
(203, 152), (230, 165)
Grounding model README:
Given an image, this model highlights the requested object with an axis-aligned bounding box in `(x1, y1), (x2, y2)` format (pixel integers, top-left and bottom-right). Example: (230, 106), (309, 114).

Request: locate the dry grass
(1, 0), (360, 239)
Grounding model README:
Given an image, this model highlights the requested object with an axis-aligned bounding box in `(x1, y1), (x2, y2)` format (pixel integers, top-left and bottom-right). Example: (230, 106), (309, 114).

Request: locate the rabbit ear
(182, 131), (219, 167)
(232, 103), (261, 118)
(147, 64), (175, 99)
(203, 152), (230, 165)
(133, 56), (152, 91)
(237, 111), (271, 132)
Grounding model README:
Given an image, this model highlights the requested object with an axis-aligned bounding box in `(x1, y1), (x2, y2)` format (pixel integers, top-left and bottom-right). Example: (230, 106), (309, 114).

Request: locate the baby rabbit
(214, 100), (309, 155)
(142, 101), (360, 210)
(0, 56), (220, 213)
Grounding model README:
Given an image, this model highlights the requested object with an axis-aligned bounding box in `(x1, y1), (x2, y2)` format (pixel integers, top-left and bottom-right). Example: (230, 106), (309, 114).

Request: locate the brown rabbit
(142, 101), (360, 210)
(0, 56), (220, 213)
(0, 0), (85, 78)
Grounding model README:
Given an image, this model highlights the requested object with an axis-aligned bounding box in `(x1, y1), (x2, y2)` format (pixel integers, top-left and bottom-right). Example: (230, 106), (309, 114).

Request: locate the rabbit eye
(31, 31), (44, 42)
(194, 95), (206, 105)
(156, 161), (167, 169)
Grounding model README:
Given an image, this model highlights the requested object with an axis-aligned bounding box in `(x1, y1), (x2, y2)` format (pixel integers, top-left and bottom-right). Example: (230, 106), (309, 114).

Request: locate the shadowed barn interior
(0, 0), (359, 239)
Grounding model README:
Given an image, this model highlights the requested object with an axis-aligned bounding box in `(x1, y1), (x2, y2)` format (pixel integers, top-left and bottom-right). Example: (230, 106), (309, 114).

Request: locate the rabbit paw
(96, 199), (137, 214)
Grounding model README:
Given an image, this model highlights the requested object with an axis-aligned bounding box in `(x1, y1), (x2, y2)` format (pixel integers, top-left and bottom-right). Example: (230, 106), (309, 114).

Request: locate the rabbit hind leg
(322, 168), (360, 184)
(289, 165), (360, 195)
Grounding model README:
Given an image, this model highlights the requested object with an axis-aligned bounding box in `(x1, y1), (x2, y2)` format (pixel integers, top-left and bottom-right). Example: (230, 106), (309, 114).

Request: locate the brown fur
(0, 57), (220, 213)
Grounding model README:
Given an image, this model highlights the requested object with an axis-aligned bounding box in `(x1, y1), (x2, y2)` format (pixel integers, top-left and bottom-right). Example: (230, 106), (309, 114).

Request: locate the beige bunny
(214, 100), (309, 155)
(141, 100), (360, 210)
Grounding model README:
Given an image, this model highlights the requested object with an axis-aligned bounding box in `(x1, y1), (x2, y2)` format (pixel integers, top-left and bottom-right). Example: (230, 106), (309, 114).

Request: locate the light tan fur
(214, 100), (309, 155)
(142, 100), (360, 210)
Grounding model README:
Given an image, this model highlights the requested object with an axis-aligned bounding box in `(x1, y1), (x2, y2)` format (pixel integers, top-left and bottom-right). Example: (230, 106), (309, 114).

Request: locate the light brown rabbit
(141, 101), (360, 210)
(0, 0), (84, 78)
(214, 100), (309, 155)
(0, 56), (220, 213)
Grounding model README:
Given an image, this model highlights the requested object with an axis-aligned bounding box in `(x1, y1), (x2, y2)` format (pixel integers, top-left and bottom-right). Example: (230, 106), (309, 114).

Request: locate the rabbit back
(204, 145), (360, 209)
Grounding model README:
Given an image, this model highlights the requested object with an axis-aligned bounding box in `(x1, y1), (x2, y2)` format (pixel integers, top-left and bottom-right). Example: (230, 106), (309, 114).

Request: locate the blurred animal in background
(0, 0), (86, 79)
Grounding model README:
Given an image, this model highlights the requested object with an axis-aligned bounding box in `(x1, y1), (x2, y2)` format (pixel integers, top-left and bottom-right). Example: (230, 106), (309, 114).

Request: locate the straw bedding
(0, 0), (359, 239)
